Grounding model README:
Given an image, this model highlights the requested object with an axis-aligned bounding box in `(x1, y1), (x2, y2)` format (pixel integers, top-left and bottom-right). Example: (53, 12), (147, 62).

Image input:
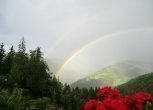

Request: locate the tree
(18, 37), (26, 53)
(0, 43), (6, 75)
(3, 46), (15, 74)
(61, 84), (72, 110)
(9, 38), (28, 88)
(49, 76), (63, 106)
(24, 47), (50, 96)
(0, 43), (5, 61)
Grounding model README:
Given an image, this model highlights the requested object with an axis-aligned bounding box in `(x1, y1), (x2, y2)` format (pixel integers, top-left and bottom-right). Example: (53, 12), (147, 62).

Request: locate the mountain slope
(117, 72), (153, 95)
(71, 61), (153, 88)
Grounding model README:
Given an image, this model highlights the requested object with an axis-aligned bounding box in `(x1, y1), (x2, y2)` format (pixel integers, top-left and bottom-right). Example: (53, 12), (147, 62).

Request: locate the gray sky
(1, 0), (153, 84)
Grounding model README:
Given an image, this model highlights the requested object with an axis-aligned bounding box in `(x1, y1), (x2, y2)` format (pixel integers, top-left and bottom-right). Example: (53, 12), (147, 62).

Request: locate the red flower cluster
(123, 92), (153, 110)
(96, 87), (120, 100)
(84, 87), (153, 110)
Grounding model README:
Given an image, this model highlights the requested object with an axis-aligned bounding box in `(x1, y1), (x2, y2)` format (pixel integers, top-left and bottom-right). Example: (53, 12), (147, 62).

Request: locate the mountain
(117, 72), (153, 95)
(71, 61), (153, 88)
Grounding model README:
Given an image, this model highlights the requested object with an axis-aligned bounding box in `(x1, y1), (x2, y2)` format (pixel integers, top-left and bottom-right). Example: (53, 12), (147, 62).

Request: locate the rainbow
(45, 15), (99, 57)
(48, 26), (153, 75)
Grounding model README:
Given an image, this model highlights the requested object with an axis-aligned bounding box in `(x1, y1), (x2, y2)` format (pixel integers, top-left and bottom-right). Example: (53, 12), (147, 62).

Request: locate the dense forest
(0, 38), (99, 110)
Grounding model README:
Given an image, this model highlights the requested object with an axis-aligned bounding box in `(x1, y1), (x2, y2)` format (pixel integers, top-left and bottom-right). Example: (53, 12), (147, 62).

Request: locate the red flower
(124, 92), (153, 110)
(84, 86), (153, 110)
(96, 104), (106, 110)
(96, 87), (120, 101)
(84, 99), (99, 110)
(133, 92), (153, 103)
(101, 98), (129, 110)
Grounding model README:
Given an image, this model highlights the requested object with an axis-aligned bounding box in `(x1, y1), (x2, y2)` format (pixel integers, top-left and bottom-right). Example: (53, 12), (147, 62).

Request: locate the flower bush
(84, 87), (153, 110)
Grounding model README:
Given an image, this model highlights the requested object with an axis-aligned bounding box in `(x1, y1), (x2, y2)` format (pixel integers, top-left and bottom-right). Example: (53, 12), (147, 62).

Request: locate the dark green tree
(18, 37), (26, 53)
(0, 43), (5, 61)
(3, 46), (15, 74)
(9, 38), (28, 88)
(49, 76), (63, 106)
(24, 47), (50, 96)
(0, 43), (5, 75)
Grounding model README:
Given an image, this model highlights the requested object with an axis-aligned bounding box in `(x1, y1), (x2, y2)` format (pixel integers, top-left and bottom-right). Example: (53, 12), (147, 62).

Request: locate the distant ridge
(71, 61), (153, 88)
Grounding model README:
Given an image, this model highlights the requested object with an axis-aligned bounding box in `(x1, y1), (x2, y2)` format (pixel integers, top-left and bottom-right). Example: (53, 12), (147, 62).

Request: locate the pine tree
(3, 46), (15, 74)
(9, 38), (28, 87)
(10, 46), (15, 55)
(18, 37), (26, 53)
(36, 47), (42, 60)
(0, 43), (5, 75)
(0, 43), (5, 61)
(24, 47), (50, 96)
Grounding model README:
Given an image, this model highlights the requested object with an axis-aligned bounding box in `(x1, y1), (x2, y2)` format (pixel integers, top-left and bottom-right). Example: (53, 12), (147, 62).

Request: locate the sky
(0, 0), (153, 84)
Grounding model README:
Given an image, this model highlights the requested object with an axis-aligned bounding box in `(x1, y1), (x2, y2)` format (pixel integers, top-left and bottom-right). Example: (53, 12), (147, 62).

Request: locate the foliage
(0, 88), (27, 110)
(36, 97), (50, 109)
(28, 97), (50, 109)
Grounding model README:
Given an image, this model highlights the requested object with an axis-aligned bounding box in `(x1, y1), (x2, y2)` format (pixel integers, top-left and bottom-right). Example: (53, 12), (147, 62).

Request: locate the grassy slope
(117, 72), (153, 95)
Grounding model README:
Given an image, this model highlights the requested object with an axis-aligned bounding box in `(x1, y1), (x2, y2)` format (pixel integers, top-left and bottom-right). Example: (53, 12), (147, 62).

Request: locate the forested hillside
(117, 72), (153, 95)
(0, 38), (98, 110)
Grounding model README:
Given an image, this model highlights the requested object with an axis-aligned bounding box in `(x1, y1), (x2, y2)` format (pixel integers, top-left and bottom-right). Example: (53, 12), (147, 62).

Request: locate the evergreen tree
(9, 38), (28, 88)
(24, 47), (50, 96)
(49, 76), (63, 106)
(3, 46), (15, 74)
(0, 43), (5, 75)
(18, 37), (26, 53)
(0, 43), (5, 60)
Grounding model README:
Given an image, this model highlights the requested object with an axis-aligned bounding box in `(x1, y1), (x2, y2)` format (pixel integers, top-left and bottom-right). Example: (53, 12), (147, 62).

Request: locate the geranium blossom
(84, 99), (99, 110)
(84, 87), (153, 110)
(124, 92), (153, 110)
(96, 86), (120, 101)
